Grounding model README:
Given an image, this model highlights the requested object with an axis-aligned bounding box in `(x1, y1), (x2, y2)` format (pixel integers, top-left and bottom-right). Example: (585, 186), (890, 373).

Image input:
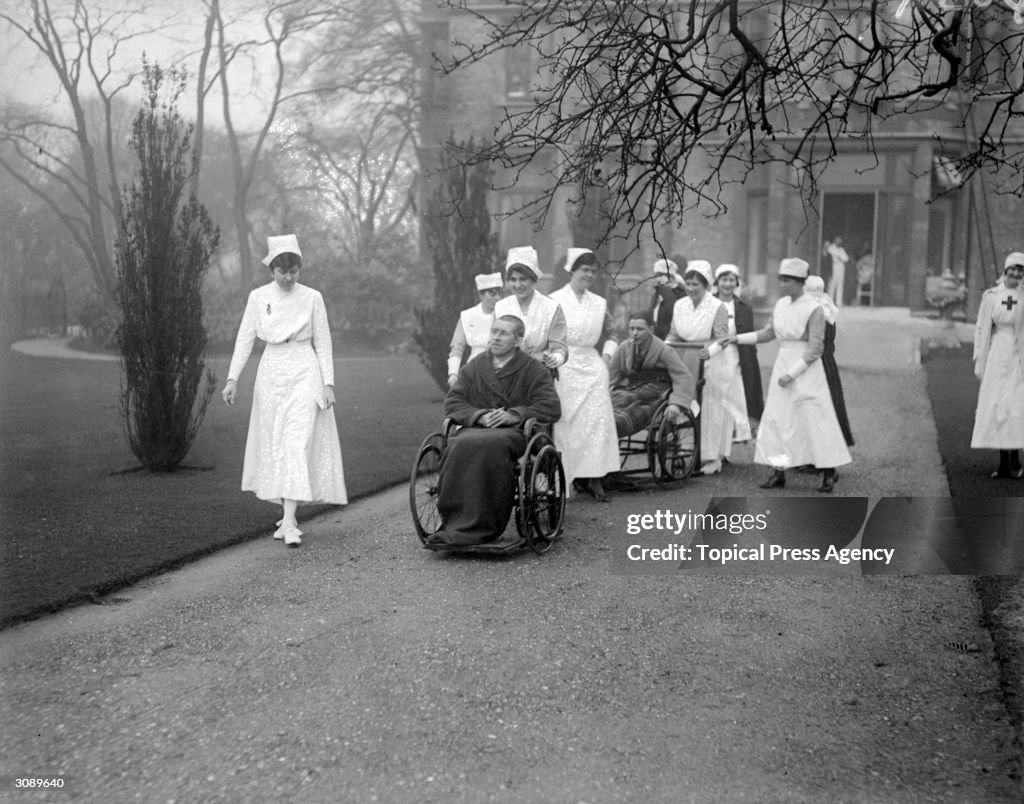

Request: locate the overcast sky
(0, 2), (282, 130)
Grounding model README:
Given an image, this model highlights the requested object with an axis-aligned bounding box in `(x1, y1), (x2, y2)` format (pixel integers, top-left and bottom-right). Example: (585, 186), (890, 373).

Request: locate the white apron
(549, 286), (620, 483)
(461, 304), (493, 361)
(755, 296), (851, 470)
(671, 294), (736, 461)
(495, 292), (560, 360)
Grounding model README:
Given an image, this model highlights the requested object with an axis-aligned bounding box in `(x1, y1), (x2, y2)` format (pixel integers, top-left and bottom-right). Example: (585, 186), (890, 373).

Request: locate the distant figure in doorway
(824, 236), (850, 307)
(971, 252), (1024, 479)
(855, 245), (874, 306)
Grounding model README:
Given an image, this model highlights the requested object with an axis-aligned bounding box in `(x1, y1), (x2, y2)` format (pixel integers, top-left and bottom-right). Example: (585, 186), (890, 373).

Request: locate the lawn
(921, 342), (1024, 498)
(0, 346), (444, 628)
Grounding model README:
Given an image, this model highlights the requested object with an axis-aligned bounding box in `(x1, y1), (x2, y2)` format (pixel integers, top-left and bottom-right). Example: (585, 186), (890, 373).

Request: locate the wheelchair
(409, 418), (566, 555)
(614, 352), (704, 484)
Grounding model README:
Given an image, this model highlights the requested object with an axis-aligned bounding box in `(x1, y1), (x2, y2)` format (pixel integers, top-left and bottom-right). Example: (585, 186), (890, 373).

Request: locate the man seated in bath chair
(609, 311), (696, 438)
(429, 315), (562, 547)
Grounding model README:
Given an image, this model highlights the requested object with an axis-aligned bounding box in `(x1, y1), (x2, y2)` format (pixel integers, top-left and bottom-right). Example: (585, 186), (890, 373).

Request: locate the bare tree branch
(439, 0), (1024, 254)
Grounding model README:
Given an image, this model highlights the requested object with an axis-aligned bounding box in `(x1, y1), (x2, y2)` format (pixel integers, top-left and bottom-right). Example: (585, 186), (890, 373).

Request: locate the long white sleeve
(311, 291), (335, 386)
(448, 319), (468, 376)
(227, 293), (258, 382)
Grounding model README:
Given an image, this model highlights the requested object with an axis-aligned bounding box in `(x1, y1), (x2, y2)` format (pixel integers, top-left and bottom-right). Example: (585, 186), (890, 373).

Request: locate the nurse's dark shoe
(759, 470), (785, 489)
(992, 450), (1013, 479)
(587, 478), (609, 503)
(817, 468), (838, 493)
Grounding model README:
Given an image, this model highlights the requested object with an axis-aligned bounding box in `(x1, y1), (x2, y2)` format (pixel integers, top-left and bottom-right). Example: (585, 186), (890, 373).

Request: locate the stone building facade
(420, 1), (1023, 316)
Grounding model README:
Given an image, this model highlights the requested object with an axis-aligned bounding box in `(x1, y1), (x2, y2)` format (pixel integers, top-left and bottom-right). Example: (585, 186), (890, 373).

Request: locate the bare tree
(191, 0), (219, 199)
(203, 0), (370, 288)
(282, 108), (418, 265)
(0, 0), (180, 305)
(441, 0), (1024, 254)
(283, 0), (422, 262)
(301, 0), (420, 140)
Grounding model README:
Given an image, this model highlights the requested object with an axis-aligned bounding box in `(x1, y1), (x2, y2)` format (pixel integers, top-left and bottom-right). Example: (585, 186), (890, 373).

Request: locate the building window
(505, 44), (535, 99)
(499, 192), (537, 249)
(746, 191), (769, 299)
(422, 22), (450, 106)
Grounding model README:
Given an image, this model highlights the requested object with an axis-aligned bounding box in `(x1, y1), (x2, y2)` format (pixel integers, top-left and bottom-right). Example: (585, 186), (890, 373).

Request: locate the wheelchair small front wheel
(525, 444), (566, 554)
(409, 434), (444, 544)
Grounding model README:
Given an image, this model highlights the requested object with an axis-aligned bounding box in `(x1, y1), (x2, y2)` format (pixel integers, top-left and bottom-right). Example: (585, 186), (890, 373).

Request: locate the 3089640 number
(2, 776), (66, 789)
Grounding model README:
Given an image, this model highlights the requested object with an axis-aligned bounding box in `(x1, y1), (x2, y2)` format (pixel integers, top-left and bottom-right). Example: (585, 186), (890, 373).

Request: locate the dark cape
(822, 321), (854, 446)
(433, 349), (561, 546)
(733, 297), (764, 422)
(650, 285), (687, 340)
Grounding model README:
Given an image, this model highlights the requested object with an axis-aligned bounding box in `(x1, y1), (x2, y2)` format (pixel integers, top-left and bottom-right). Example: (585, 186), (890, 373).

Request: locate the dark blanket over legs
(433, 427), (527, 545)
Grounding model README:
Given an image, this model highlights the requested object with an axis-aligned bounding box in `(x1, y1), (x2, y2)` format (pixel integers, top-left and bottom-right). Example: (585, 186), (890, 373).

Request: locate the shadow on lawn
(0, 348), (444, 628)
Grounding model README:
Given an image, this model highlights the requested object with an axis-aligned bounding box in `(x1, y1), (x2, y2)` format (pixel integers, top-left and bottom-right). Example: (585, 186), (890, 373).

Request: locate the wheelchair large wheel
(515, 432), (548, 542)
(656, 406), (699, 481)
(524, 444), (565, 554)
(409, 433), (444, 544)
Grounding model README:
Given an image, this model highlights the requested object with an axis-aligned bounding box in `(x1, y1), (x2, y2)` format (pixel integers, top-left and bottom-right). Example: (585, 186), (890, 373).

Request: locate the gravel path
(0, 483), (1019, 802)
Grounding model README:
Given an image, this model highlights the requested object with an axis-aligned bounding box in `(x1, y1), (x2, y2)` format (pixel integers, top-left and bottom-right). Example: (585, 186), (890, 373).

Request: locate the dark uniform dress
(650, 285), (687, 341)
(733, 297), (764, 423)
(821, 321), (854, 446)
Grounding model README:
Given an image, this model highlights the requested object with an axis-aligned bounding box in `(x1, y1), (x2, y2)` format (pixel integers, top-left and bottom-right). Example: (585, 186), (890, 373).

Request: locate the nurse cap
(1005, 252), (1024, 269)
(715, 264), (741, 282)
(778, 258), (810, 279)
(683, 259), (713, 286)
(474, 273), (504, 291)
(262, 234), (302, 267)
(505, 246), (541, 280)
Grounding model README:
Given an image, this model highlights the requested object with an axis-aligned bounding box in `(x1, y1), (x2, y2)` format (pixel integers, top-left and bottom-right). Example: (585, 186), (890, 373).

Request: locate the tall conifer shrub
(414, 138), (500, 390)
(116, 62), (220, 471)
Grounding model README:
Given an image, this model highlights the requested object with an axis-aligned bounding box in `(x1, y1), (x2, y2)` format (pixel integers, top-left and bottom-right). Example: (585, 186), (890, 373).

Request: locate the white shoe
(699, 460), (722, 476)
(273, 519), (286, 540)
(283, 527), (303, 547)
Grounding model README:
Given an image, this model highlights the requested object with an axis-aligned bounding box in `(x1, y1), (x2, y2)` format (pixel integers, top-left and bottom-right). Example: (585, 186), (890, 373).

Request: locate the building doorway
(820, 193), (876, 306)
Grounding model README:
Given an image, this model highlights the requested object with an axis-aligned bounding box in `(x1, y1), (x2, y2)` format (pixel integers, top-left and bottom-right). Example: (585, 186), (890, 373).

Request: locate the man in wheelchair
(430, 315), (562, 547)
(609, 311), (696, 437)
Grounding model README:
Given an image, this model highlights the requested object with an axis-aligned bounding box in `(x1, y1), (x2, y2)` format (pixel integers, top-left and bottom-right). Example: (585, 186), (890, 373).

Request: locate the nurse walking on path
(549, 247), (621, 501)
(726, 258), (851, 493)
(712, 264), (760, 439)
(667, 260), (734, 476)
(971, 252), (1024, 479)
(222, 234), (348, 547)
